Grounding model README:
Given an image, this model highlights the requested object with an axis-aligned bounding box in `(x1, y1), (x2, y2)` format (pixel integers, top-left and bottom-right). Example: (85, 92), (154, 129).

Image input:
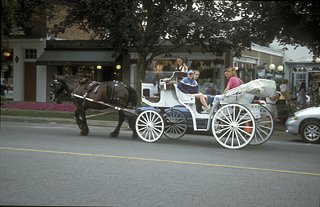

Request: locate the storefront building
(233, 44), (285, 84)
(285, 57), (320, 105)
(1, 38), (46, 102)
(1, 39), (285, 103)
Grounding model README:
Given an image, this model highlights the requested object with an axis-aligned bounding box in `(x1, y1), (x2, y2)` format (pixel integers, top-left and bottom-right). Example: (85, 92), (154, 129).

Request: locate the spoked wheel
(212, 104), (256, 149)
(135, 110), (164, 143)
(163, 108), (187, 139)
(250, 105), (274, 145)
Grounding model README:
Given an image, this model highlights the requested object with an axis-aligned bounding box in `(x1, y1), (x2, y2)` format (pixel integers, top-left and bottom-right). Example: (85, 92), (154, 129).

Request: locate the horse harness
(79, 80), (124, 107)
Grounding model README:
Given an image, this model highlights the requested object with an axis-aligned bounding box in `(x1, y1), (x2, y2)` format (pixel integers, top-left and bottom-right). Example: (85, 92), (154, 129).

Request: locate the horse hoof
(110, 132), (119, 137)
(80, 129), (89, 136)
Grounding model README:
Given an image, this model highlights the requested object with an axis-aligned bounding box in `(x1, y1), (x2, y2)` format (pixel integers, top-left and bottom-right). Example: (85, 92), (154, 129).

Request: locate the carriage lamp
(116, 64), (121, 70)
(96, 65), (102, 70)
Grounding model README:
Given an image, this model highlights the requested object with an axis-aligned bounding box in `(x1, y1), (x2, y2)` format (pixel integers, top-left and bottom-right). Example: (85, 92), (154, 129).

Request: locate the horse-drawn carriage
(136, 72), (276, 149)
(50, 73), (276, 150)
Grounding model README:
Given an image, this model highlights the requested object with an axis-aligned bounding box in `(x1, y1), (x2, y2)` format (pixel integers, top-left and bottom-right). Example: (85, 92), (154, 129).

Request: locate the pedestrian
(297, 80), (307, 109)
(266, 91), (280, 121)
(1, 76), (7, 96)
(313, 82), (320, 106)
(278, 79), (290, 105)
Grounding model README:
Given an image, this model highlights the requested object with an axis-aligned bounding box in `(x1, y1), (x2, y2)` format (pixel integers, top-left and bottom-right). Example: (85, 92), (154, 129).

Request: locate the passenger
(223, 67), (243, 93)
(177, 70), (211, 113)
(211, 67), (243, 111)
(193, 70), (211, 110)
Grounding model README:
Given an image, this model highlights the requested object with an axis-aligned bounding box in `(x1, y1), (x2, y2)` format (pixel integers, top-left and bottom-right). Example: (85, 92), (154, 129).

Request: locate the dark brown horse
(50, 75), (138, 138)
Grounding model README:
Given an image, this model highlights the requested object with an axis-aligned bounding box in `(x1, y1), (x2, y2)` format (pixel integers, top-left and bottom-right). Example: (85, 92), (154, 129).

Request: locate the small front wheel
(163, 108), (187, 140)
(135, 110), (164, 142)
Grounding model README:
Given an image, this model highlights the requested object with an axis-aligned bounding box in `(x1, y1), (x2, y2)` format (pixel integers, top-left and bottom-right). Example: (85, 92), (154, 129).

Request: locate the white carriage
(136, 72), (276, 149)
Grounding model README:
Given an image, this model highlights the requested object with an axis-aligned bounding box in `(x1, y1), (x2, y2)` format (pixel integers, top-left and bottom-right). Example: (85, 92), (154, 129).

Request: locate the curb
(0, 115), (129, 128)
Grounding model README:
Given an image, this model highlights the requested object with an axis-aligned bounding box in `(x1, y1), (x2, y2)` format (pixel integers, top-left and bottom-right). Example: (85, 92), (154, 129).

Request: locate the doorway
(24, 62), (36, 101)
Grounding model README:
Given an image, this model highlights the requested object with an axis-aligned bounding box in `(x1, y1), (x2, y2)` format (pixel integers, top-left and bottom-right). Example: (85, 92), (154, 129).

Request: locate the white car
(285, 107), (320, 144)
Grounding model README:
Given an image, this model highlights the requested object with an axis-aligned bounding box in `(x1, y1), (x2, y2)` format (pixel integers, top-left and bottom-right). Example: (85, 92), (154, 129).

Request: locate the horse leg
(126, 115), (138, 139)
(74, 106), (89, 136)
(74, 108), (83, 129)
(110, 111), (125, 137)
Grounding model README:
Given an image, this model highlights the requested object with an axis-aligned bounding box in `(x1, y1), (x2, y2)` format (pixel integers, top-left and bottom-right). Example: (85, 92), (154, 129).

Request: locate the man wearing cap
(177, 70), (211, 113)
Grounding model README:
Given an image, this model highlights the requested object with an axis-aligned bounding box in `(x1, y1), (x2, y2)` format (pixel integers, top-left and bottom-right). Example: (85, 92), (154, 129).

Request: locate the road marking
(1, 146), (319, 177)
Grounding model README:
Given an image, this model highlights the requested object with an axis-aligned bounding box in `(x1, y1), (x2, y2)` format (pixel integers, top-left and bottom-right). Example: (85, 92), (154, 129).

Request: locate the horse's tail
(126, 85), (138, 107)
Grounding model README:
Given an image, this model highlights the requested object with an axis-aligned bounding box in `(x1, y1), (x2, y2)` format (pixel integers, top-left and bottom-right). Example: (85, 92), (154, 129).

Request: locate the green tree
(1, 0), (53, 37)
(1, 0), (18, 37)
(49, 0), (249, 92)
(50, 1), (320, 85)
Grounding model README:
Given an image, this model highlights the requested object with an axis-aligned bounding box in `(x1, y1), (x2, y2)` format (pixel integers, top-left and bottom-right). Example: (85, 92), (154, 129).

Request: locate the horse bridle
(50, 79), (70, 103)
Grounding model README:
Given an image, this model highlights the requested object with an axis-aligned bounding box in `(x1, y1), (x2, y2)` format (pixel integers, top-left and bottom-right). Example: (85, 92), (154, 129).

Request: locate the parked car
(285, 107), (320, 144)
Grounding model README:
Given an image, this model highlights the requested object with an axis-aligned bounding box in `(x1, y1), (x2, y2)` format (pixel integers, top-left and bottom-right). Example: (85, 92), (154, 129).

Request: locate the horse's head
(49, 77), (69, 104)
(50, 75), (86, 103)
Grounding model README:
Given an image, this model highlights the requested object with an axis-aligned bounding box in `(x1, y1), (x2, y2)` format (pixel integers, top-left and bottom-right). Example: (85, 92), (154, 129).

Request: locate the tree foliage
(1, 0), (18, 37)
(239, 1), (320, 60)
(50, 1), (319, 62)
(1, 0), (52, 37)
(3, 0), (319, 83)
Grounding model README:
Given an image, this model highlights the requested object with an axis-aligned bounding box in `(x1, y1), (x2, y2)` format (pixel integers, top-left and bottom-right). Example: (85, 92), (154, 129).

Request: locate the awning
(36, 50), (115, 66)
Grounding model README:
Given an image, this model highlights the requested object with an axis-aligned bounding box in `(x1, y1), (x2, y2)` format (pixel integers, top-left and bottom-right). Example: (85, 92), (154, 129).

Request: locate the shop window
(25, 49), (37, 59)
(294, 72), (307, 87)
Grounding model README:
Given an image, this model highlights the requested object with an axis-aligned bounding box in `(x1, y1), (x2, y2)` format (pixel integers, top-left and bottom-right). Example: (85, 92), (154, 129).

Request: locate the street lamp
(277, 65), (284, 72)
(267, 64), (284, 80)
(269, 64), (276, 71)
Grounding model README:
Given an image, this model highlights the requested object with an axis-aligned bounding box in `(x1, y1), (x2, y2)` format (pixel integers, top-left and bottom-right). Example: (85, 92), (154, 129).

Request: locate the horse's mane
(56, 75), (82, 82)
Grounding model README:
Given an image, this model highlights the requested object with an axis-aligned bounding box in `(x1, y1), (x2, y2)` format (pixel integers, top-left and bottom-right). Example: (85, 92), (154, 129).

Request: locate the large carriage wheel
(163, 108), (187, 139)
(135, 110), (164, 143)
(250, 105), (274, 145)
(211, 104), (256, 149)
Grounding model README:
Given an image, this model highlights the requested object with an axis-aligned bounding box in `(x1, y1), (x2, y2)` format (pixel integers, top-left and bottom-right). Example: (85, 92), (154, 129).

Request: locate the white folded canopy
(225, 79), (276, 98)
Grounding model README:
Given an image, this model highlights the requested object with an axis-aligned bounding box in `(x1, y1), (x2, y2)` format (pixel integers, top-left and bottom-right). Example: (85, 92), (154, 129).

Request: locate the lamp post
(266, 64), (276, 79)
(269, 64), (276, 71)
(267, 64), (284, 80)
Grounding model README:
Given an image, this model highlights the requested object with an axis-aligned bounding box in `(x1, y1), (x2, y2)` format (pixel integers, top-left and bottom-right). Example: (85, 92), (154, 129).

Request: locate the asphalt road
(0, 121), (319, 207)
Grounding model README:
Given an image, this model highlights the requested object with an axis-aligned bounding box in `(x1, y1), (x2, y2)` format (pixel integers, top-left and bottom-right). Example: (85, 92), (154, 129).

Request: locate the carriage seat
(174, 84), (195, 104)
(159, 71), (186, 91)
(159, 78), (177, 90)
